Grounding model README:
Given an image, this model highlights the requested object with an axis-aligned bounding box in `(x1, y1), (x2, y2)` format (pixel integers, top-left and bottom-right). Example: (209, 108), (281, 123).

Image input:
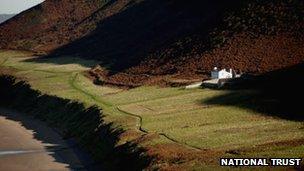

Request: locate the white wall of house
(211, 71), (219, 79)
(211, 69), (233, 79)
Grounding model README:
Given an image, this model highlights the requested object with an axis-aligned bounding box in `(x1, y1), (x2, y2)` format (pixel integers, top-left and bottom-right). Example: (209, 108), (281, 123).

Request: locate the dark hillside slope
(53, 0), (242, 70)
(87, 0), (304, 86)
(1, 0), (304, 86)
(0, 0), (112, 51)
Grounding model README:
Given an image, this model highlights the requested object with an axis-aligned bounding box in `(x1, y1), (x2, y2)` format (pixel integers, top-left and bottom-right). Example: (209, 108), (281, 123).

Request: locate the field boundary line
(116, 107), (148, 133)
(116, 91), (199, 106)
(69, 73), (113, 107)
(116, 106), (203, 151)
(68, 73), (204, 151)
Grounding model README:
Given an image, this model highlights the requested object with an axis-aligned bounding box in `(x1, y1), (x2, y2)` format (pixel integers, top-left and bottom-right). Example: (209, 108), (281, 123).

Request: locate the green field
(1, 50), (303, 169)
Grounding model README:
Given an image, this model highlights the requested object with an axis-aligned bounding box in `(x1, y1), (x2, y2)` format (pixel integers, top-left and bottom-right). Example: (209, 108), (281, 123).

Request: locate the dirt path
(0, 108), (96, 171)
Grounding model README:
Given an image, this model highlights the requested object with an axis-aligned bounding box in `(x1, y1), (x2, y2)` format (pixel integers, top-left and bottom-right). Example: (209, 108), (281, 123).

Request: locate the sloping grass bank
(0, 75), (152, 170)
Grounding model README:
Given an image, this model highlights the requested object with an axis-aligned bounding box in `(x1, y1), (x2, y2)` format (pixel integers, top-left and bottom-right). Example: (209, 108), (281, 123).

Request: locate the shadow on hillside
(41, 0), (245, 73)
(0, 75), (153, 171)
(203, 63), (304, 121)
(22, 55), (98, 68)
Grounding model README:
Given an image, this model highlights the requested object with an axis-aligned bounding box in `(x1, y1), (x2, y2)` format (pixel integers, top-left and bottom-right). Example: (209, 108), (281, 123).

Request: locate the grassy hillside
(1, 51), (303, 169)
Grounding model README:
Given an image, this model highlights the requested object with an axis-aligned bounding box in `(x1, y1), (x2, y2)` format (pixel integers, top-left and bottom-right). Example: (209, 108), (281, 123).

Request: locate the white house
(211, 67), (233, 79)
(201, 67), (242, 88)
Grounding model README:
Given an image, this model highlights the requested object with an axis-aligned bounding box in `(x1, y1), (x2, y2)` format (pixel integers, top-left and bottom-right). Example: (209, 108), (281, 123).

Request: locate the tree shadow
(203, 63), (304, 121)
(0, 75), (154, 170)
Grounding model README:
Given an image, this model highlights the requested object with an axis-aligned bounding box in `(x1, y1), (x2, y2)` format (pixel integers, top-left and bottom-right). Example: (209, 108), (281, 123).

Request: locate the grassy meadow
(0, 50), (303, 169)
